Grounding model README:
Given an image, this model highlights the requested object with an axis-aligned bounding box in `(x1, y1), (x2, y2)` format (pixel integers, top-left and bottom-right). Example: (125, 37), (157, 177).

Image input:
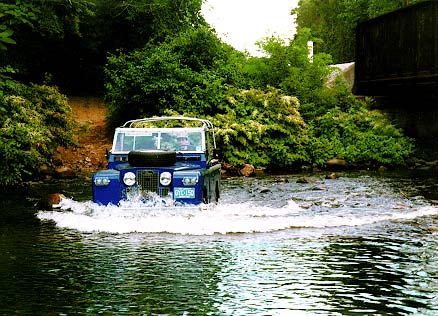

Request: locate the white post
(307, 41), (314, 62)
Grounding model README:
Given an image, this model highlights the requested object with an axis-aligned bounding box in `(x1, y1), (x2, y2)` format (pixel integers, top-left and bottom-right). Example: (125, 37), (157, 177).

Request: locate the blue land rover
(92, 117), (221, 206)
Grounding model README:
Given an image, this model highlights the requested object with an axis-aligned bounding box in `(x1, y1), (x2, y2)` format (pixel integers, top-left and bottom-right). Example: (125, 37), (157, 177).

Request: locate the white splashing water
(36, 197), (438, 235)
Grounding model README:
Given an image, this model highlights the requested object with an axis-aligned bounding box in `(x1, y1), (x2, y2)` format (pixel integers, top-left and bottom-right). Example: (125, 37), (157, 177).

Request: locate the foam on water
(36, 197), (438, 235)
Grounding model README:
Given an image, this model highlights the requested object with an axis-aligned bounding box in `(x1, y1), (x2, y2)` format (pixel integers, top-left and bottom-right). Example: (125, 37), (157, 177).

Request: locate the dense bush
(207, 86), (414, 170)
(0, 81), (73, 186)
(309, 106), (415, 167)
(208, 88), (310, 169)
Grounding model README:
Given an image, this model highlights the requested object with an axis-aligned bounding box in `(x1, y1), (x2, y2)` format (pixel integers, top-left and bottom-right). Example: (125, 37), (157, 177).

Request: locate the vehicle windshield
(113, 128), (204, 153)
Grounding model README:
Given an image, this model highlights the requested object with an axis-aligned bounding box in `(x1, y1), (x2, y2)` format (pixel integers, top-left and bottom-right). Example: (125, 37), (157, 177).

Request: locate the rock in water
(326, 158), (346, 169)
(239, 164), (255, 177)
(38, 193), (66, 210)
(55, 166), (76, 179)
(325, 172), (338, 180)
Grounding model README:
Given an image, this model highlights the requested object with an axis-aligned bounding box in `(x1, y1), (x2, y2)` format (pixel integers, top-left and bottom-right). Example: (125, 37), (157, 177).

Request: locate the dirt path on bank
(54, 97), (112, 178)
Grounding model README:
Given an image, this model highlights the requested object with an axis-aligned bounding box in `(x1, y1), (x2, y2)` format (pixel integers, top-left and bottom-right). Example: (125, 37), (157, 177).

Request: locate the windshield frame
(111, 127), (206, 154)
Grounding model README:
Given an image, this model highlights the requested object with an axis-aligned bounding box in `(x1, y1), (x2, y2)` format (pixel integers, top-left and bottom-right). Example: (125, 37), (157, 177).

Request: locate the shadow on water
(1, 171), (438, 315)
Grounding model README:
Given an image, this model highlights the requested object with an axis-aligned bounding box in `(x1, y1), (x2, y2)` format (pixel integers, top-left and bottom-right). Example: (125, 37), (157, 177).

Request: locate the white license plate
(174, 188), (195, 199)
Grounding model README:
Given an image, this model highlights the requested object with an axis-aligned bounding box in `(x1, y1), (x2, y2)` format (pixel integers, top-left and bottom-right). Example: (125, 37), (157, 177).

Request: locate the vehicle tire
(128, 150), (176, 167)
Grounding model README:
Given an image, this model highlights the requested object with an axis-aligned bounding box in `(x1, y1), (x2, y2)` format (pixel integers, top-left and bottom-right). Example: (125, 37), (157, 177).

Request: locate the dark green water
(1, 172), (438, 315)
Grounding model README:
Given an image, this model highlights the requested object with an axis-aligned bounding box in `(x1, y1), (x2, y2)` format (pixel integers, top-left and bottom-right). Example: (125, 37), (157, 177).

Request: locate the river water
(1, 171), (438, 315)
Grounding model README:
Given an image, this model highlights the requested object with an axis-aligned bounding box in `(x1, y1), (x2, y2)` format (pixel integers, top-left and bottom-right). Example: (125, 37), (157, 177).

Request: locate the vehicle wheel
(128, 150), (176, 167)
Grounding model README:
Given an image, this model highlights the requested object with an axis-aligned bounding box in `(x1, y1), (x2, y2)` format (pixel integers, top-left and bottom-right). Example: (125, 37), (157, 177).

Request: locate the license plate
(174, 187), (195, 199)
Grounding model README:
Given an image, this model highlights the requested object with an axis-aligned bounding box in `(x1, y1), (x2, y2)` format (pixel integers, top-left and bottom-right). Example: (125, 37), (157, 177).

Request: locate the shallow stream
(1, 171), (438, 315)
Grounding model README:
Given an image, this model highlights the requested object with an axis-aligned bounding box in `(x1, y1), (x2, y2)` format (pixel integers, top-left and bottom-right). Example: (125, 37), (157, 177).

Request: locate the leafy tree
(0, 0), (207, 93)
(105, 25), (245, 127)
(0, 0), (96, 92)
(0, 0), (416, 181)
(245, 29), (333, 115)
(84, 0), (206, 60)
(105, 22), (415, 169)
(0, 2), (36, 54)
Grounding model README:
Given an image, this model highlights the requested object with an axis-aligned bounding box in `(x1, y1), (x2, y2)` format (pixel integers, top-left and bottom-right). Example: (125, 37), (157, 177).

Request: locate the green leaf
(0, 29), (13, 37)
(0, 37), (16, 44)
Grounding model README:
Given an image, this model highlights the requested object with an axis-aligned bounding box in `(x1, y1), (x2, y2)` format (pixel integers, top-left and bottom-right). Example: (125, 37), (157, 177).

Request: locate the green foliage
(84, 0), (201, 58)
(309, 106), (414, 167)
(105, 26), (245, 127)
(0, 26), (16, 50)
(0, 0), (207, 93)
(0, 1), (35, 50)
(105, 23), (415, 170)
(298, 77), (363, 121)
(209, 84), (414, 170)
(0, 0), (94, 39)
(0, 81), (74, 186)
(247, 29), (333, 98)
(0, 0), (417, 179)
(209, 88), (310, 169)
(241, 30), (415, 168)
(0, 66), (16, 94)
(0, 1), (37, 28)
(245, 29), (337, 119)
(146, 0), (205, 41)
(0, 0), (98, 92)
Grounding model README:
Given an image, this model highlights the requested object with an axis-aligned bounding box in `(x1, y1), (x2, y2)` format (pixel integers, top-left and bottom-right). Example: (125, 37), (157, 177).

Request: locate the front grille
(136, 170), (170, 197)
(136, 170), (159, 194)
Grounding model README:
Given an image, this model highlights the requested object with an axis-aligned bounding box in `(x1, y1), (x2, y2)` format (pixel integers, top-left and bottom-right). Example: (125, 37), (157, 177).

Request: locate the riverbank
(51, 97), (112, 179)
(51, 97), (438, 180)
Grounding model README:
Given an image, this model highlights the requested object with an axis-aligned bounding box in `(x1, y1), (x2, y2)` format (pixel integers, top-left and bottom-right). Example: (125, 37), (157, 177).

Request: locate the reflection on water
(1, 172), (438, 315)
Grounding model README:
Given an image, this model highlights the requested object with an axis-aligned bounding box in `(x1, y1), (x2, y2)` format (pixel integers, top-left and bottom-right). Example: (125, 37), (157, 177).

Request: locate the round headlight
(94, 177), (110, 186)
(160, 172), (172, 186)
(123, 172), (136, 186)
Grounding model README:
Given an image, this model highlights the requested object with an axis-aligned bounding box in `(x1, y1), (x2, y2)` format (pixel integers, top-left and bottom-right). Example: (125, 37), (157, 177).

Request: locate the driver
(177, 135), (194, 151)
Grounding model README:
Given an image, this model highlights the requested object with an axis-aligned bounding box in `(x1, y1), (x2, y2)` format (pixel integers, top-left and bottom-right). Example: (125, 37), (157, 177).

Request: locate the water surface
(1, 172), (438, 315)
